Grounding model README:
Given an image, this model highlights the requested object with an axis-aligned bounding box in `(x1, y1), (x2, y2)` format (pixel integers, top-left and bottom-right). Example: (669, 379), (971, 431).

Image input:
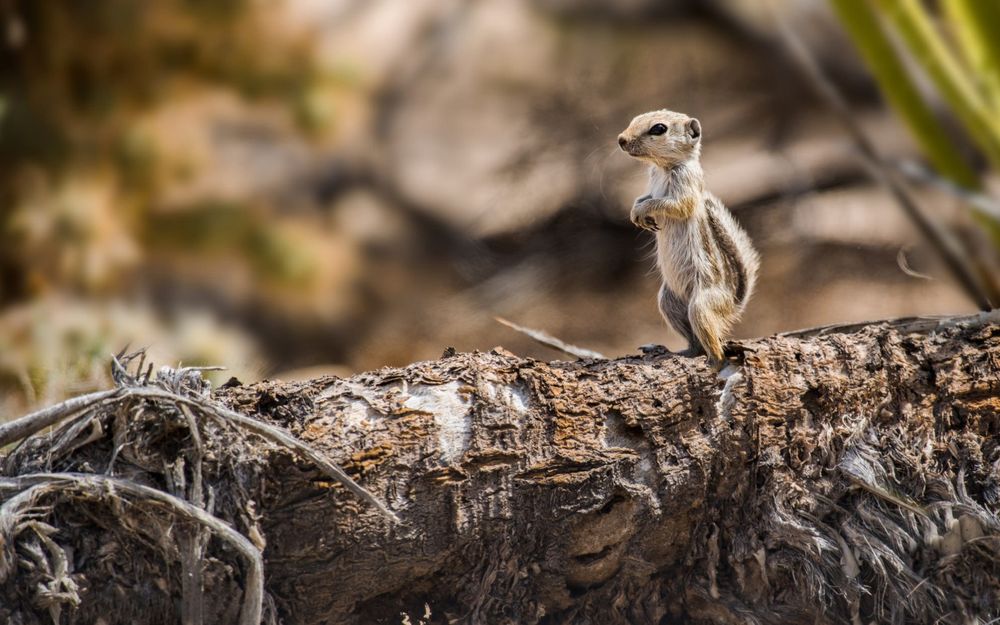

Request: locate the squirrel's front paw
(630, 198), (660, 231)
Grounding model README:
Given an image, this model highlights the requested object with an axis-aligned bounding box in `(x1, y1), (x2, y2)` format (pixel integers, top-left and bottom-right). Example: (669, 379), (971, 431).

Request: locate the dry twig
(2, 358), (399, 523)
(496, 317), (606, 360)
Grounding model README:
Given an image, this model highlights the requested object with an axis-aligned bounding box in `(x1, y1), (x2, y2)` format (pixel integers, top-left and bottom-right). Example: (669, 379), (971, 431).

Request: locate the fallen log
(1, 312), (999, 624)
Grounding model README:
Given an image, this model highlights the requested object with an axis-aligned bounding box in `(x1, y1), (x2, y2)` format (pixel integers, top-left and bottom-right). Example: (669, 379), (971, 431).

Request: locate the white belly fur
(648, 167), (700, 299)
(656, 220), (698, 299)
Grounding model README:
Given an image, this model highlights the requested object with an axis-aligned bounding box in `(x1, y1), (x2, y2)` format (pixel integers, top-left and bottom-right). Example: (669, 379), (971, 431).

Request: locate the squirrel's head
(618, 110), (701, 167)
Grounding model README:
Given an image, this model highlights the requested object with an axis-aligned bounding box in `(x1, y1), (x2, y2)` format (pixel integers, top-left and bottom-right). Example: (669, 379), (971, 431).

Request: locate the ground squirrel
(618, 109), (759, 367)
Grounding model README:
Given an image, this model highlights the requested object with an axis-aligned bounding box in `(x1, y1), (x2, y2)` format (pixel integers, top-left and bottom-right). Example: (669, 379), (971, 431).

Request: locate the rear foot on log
(638, 344), (703, 358)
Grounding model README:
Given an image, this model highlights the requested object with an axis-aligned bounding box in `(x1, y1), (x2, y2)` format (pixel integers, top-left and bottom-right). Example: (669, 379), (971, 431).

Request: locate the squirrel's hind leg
(658, 283), (702, 356)
(687, 288), (737, 368)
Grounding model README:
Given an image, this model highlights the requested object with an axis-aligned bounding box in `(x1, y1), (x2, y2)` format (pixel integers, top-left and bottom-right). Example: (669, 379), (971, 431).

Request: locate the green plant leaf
(828, 0), (979, 189)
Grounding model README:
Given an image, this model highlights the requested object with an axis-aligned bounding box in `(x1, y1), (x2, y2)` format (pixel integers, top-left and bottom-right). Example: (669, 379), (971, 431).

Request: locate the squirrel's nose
(618, 135), (628, 150)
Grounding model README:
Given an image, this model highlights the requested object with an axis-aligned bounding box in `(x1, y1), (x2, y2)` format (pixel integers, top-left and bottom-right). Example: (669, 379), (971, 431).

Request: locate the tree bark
(2, 312), (1000, 625)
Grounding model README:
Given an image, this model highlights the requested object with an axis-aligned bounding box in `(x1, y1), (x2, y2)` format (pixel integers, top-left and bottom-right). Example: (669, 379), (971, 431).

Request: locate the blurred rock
(376, 0), (783, 236)
(703, 111), (916, 207)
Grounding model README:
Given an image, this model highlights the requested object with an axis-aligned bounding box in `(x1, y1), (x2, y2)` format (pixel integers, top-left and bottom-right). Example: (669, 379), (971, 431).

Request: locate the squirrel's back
(703, 193), (758, 309)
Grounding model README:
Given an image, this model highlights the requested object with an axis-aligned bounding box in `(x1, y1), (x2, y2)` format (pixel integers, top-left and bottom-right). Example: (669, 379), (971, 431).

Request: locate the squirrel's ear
(686, 118), (702, 141)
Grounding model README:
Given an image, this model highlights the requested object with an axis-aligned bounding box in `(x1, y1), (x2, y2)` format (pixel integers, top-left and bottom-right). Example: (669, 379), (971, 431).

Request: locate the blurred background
(2, 0), (998, 416)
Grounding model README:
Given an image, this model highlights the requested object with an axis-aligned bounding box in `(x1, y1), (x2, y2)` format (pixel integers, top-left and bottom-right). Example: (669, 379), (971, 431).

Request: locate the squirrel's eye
(648, 123), (668, 136)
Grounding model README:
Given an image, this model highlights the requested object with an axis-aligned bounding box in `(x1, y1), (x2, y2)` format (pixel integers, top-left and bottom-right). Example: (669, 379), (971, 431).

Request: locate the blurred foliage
(829, 0), (1000, 228)
(0, 296), (261, 417)
(0, 0), (344, 415)
(0, 0), (332, 302)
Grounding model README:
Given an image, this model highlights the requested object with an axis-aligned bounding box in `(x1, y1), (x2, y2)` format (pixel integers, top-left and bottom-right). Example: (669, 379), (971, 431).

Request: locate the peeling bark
(2, 313), (1000, 625)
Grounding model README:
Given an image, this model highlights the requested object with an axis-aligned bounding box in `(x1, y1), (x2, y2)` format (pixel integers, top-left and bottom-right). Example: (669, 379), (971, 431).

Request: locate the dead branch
(2, 373), (397, 523)
(0, 388), (122, 448)
(1, 313), (999, 624)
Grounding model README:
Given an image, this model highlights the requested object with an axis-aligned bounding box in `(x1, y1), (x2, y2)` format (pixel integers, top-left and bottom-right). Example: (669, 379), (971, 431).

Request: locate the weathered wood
(2, 312), (1000, 625)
